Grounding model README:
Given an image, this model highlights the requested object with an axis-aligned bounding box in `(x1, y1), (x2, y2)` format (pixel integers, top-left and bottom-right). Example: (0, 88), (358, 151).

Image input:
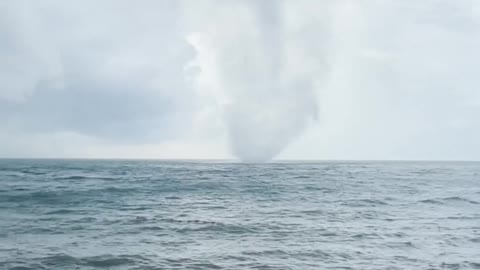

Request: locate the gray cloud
(0, 0), (199, 143)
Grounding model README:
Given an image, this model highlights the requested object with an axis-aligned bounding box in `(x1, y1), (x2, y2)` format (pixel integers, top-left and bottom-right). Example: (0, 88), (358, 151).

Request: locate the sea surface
(0, 159), (479, 270)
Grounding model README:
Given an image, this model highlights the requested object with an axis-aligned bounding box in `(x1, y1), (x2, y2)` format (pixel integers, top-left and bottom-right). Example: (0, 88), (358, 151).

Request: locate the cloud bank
(1, 1), (198, 142)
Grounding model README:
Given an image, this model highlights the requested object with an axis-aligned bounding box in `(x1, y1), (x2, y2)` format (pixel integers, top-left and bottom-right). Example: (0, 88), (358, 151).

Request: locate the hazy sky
(1, 0), (479, 161)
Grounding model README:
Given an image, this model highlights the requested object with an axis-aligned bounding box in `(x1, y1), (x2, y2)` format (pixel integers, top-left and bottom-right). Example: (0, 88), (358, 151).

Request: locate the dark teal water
(0, 159), (479, 270)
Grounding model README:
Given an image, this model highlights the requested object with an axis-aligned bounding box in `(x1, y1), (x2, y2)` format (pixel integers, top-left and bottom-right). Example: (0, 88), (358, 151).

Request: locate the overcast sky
(1, 0), (479, 161)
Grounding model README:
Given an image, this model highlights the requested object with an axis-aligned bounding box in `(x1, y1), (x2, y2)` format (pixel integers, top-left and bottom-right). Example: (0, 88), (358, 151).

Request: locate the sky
(1, 0), (479, 161)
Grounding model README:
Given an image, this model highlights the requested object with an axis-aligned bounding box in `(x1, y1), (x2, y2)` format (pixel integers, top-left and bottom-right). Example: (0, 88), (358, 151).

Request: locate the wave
(419, 196), (479, 205)
(443, 196), (479, 204)
(38, 254), (148, 268)
(339, 199), (389, 206)
(174, 222), (257, 234)
(6, 265), (46, 270)
(54, 175), (116, 181)
(418, 199), (443, 204)
(44, 209), (76, 215)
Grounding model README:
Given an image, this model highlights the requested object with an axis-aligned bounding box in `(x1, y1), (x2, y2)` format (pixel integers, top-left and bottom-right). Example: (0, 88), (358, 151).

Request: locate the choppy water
(0, 159), (479, 270)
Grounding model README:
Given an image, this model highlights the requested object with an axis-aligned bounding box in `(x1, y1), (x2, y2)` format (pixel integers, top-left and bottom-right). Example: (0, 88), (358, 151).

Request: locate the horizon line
(0, 158), (479, 163)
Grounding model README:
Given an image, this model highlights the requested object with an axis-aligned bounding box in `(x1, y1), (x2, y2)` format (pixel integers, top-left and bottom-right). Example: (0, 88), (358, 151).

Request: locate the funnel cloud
(189, 0), (319, 162)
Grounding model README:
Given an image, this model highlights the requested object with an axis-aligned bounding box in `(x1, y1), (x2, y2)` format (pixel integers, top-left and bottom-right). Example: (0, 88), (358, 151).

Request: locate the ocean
(0, 159), (479, 270)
